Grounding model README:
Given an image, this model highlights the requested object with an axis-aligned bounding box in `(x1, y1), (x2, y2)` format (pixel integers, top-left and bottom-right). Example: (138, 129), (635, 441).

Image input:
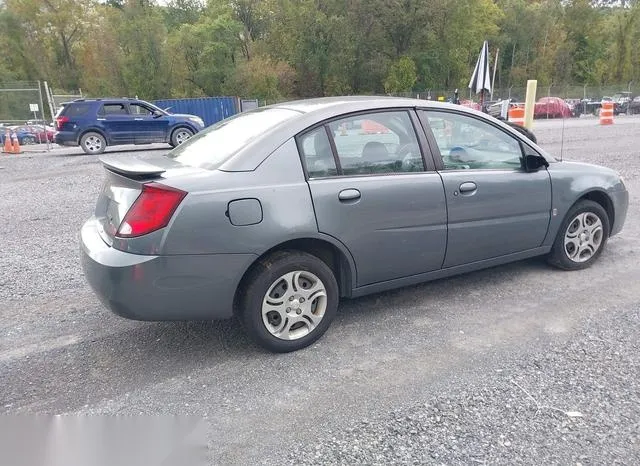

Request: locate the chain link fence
(0, 81), (44, 125)
(0, 81), (83, 125)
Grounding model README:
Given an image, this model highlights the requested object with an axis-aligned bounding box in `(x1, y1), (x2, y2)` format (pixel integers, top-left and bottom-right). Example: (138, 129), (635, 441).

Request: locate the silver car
(80, 97), (629, 352)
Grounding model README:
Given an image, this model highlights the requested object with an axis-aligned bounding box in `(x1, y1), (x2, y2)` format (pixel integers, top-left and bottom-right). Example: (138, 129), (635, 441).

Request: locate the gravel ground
(0, 115), (638, 465)
(290, 307), (640, 465)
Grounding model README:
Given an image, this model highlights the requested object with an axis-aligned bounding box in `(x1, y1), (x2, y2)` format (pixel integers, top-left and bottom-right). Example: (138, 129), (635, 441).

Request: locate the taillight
(55, 116), (69, 130)
(116, 183), (187, 238)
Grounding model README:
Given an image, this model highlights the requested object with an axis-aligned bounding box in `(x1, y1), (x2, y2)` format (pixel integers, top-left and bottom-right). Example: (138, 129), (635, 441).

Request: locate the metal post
(43, 81), (55, 122)
(37, 80), (50, 151)
(524, 80), (537, 130)
(491, 48), (499, 101)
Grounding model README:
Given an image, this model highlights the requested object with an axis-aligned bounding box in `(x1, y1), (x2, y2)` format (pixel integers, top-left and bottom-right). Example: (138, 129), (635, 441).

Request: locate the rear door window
(297, 110), (425, 178)
(99, 104), (129, 116)
(327, 111), (424, 175)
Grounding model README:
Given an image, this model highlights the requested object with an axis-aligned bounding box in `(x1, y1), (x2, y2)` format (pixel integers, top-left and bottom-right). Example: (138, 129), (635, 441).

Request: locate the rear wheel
(80, 132), (106, 155)
(239, 251), (339, 353)
(170, 127), (193, 147)
(547, 200), (610, 270)
(22, 135), (36, 145)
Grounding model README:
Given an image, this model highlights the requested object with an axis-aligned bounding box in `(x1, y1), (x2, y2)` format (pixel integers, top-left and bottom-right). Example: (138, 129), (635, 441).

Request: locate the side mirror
(152, 110), (163, 119)
(524, 153), (549, 172)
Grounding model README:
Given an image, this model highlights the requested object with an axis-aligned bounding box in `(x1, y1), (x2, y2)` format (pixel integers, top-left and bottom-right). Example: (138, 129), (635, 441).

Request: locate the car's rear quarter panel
(161, 139), (319, 256)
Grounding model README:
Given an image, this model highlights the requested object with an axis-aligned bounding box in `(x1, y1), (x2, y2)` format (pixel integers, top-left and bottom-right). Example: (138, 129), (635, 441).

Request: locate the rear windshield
(166, 107), (299, 170)
(59, 102), (92, 117)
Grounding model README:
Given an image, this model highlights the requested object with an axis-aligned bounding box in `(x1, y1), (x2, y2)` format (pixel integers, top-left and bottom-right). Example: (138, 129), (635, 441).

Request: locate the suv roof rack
(72, 97), (138, 102)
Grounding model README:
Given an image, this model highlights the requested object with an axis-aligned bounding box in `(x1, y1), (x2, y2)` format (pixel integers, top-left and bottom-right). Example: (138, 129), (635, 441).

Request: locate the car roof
(62, 98), (146, 106)
(270, 95), (463, 114)
(218, 96), (553, 171)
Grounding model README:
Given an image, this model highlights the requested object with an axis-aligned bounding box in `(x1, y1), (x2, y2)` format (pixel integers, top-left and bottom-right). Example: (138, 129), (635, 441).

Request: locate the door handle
(459, 182), (477, 193)
(338, 189), (361, 202)
(134, 118), (143, 121)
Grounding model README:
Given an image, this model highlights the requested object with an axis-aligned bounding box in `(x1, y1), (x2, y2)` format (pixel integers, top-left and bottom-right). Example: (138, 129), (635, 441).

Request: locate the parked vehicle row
(0, 124), (55, 145)
(485, 92), (640, 120)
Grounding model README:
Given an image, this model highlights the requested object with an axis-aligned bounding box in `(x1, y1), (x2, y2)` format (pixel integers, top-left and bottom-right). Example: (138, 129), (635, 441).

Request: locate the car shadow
(2, 257), (551, 414)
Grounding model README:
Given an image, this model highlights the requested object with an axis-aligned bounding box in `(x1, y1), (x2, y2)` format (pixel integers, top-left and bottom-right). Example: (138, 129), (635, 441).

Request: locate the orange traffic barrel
(600, 101), (614, 125)
(508, 106), (525, 126)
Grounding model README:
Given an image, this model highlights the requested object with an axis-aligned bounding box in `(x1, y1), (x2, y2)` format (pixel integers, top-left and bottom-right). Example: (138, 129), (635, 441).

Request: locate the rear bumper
(80, 218), (257, 321)
(610, 188), (629, 237)
(54, 131), (78, 146)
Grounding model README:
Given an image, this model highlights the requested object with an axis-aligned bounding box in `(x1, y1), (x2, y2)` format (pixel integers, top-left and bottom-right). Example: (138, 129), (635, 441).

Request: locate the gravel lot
(0, 115), (638, 465)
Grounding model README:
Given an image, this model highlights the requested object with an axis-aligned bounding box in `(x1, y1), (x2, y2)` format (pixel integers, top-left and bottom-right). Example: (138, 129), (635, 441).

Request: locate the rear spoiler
(99, 155), (166, 177)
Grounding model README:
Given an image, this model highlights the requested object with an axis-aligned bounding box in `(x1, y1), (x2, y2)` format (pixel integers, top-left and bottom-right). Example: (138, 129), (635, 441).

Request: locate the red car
(534, 97), (572, 119)
(459, 99), (481, 111)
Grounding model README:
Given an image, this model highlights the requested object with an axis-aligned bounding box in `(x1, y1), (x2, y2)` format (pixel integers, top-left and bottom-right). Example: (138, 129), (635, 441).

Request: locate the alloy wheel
(261, 271), (328, 341)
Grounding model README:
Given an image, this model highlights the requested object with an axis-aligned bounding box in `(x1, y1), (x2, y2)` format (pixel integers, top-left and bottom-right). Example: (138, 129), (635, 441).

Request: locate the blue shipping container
(153, 97), (238, 127)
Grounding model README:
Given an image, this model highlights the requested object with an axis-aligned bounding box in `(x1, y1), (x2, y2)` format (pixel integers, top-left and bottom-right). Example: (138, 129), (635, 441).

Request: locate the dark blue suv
(54, 98), (205, 154)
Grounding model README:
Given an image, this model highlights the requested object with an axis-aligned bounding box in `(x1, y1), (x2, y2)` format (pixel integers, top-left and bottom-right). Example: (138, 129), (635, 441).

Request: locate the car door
(418, 109), (551, 268)
(128, 102), (169, 143)
(98, 103), (134, 144)
(299, 109), (448, 287)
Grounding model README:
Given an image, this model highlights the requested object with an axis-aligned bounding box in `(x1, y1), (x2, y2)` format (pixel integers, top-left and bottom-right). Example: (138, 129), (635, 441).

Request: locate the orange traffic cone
(3, 130), (12, 154)
(11, 132), (21, 154)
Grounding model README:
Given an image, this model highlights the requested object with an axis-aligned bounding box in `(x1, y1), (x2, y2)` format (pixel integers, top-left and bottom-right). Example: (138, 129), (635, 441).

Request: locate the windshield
(166, 107), (300, 169)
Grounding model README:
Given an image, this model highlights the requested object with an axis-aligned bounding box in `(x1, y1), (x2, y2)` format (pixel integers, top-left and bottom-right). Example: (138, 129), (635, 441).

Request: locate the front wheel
(547, 200), (610, 270)
(170, 127), (193, 147)
(239, 251), (339, 353)
(22, 136), (36, 145)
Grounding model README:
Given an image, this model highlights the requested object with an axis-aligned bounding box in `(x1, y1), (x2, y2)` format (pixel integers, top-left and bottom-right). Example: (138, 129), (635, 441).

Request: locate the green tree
(116, 1), (171, 99)
(168, 6), (243, 96)
(384, 56), (417, 93)
(5, 0), (95, 88)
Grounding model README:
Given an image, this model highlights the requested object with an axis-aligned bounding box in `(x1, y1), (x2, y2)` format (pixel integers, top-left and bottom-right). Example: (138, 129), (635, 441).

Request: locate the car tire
(547, 200), (610, 271)
(239, 250), (339, 353)
(170, 127), (193, 147)
(22, 136), (36, 145)
(80, 132), (107, 155)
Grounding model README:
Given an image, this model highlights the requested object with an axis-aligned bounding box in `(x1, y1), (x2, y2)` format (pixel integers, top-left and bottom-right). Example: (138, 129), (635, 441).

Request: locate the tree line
(1, 0), (639, 101)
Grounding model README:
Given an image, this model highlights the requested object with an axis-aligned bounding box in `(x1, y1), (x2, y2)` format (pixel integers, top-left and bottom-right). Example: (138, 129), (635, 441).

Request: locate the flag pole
(491, 48), (499, 100)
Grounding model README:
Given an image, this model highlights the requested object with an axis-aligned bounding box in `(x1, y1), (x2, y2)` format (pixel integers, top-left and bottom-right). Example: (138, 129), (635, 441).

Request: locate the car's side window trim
(416, 109), (445, 171)
(408, 109), (437, 172)
(324, 124), (343, 175)
(295, 107), (434, 181)
(417, 108), (526, 172)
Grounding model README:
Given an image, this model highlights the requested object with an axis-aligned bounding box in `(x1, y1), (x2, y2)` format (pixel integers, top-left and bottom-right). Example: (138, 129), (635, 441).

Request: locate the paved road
(0, 117), (638, 465)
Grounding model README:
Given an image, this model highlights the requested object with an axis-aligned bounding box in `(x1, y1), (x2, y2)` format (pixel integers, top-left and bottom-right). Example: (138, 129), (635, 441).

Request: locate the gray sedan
(80, 97), (629, 352)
